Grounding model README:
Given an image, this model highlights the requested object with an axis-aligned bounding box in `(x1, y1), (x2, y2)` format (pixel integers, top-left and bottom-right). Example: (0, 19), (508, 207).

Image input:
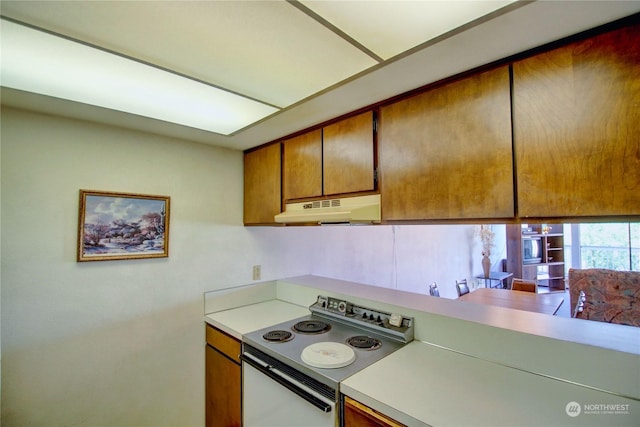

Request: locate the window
(566, 223), (640, 272)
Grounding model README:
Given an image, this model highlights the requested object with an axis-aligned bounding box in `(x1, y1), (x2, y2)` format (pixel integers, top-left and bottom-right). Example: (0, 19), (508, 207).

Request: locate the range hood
(274, 194), (381, 224)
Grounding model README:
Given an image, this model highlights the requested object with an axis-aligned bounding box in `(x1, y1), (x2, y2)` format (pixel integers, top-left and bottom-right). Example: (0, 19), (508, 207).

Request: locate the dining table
(459, 288), (565, 315)
(474, 271), (513, 289)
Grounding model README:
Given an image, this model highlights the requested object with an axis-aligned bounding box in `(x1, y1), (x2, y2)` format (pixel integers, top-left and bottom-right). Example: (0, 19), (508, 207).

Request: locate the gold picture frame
(77, 190), (170, 262)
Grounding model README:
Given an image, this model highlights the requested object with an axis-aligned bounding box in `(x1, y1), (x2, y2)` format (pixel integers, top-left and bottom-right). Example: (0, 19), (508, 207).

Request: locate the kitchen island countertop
(342, 341), (640, 427)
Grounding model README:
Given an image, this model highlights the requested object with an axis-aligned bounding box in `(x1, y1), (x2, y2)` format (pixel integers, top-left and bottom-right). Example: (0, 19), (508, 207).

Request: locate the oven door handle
(240, 353), (333, 413)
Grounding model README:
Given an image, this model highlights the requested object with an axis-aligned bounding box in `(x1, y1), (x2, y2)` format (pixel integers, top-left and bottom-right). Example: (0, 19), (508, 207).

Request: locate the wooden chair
(429, 282), (440, 297)
(456, 279), (469, 297)
(511, 278), (537, 293)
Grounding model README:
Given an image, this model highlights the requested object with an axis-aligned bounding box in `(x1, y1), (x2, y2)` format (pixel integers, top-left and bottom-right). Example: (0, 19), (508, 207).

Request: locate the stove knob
(369, 314), (374, 321)
(377, 315), (382, 323)
(338, 301), (347, 313)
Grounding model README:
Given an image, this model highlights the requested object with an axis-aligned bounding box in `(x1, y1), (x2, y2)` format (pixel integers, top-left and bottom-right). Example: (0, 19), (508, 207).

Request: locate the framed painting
(77, 190), (170, 262)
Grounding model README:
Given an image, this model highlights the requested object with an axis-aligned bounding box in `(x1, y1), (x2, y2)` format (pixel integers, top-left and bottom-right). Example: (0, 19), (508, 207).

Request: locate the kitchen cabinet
(244, 143), (281, 225)
(512, 22), (640, 218)
(378, 65), (514, 221)
(283, 129), (323, 201)
(205, 324), (241, 427)
(283, 112), (375, 202)
(506, 223), (566, 291)
(247, 21), (638, 224)
(323, 111), (375, 196)
(343, 396), (405, 427)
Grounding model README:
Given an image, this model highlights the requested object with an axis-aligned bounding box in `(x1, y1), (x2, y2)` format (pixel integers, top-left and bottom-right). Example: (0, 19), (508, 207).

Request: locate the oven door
(241, 347), (336, 427)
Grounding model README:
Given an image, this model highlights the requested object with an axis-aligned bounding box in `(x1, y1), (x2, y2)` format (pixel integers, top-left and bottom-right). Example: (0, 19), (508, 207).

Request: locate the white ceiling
(2, 1), (640, 151)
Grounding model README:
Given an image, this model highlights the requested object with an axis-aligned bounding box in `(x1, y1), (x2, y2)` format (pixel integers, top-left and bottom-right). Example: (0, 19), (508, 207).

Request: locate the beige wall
(0, 107), (307, 426)
(1, 107), (485, 426)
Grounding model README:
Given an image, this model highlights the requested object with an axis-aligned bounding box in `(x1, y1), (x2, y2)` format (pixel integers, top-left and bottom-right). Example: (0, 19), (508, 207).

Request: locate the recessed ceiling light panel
(0, 19), (278, 135)
(300, 0), (518, 59)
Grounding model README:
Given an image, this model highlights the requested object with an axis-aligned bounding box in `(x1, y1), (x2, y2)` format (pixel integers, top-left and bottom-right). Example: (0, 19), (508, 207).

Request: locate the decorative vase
(482, 254), (491, 278)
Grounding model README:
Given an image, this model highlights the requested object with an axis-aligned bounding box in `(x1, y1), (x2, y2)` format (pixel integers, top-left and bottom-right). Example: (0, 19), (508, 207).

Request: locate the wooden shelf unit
(506, 224), (566, 291)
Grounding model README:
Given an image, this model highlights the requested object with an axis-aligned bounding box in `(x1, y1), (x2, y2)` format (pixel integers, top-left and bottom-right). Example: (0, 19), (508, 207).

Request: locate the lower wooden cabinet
(343, 396), (406, 427)
(205, 325), (241, 427)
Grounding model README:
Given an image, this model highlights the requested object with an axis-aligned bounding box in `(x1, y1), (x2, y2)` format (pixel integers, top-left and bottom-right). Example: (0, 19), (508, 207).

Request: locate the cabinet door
(206, 345), (242, 427)
(379, 66), (514, 220)
(343, 396), (405, 427)
(283, 129), (323, 201)
(244, 143), (281, 225)
(323, 111), (375, 195)
(513, 23), (640, 217)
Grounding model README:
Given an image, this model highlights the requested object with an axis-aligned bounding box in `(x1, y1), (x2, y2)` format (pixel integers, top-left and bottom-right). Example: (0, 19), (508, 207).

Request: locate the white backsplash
(247, 223), (507, 300)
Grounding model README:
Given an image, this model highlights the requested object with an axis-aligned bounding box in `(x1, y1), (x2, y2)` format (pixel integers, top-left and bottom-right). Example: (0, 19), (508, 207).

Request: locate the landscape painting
(77, 190), (170, 262)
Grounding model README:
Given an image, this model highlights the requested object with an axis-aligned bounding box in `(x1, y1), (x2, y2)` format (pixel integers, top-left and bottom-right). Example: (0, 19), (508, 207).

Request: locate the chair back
(429, 282), (440, 297)
(568, 268), (640, 326)
(456, 279), (469, 297)
(511, 278), (537, 293)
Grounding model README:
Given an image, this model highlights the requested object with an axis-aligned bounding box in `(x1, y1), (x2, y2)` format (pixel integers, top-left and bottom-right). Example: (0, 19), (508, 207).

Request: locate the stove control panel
(311, 295), (414, 343)
(318, 296), (349, 314)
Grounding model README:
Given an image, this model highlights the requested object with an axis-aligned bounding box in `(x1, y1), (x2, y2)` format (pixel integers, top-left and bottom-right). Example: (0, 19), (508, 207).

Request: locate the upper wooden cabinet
(323, 111), (375, 195)
(283, 112), (375, 202)
(378, 66), (514, 221)
(283, 129), (323, 201)
(244, 143), (281, 225)
(246, 22), (638, 225)
(512, 23), (640, 218)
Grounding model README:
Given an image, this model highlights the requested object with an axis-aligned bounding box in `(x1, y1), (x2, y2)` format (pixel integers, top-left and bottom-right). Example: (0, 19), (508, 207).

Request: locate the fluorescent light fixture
(299, 0), (518, 60)
(0, 19), (279, 135)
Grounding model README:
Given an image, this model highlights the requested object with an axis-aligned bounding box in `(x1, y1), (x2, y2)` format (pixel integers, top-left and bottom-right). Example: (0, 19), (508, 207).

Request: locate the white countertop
(276, 275), (640, 401)
(204, 299), (309, 340)
(203, 277), (640, 426)
(342, 341), (640, 427)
